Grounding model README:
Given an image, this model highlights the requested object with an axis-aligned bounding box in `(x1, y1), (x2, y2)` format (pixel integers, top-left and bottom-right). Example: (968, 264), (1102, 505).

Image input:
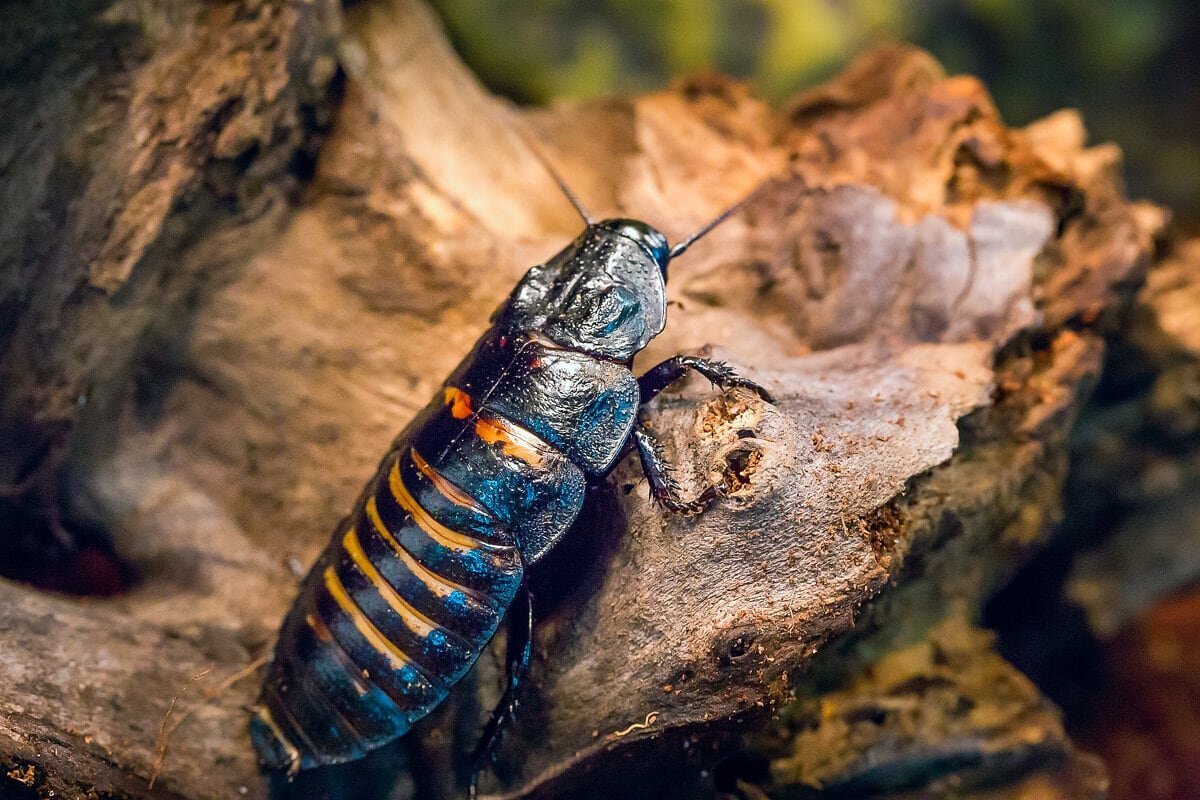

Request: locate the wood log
(0, 0), (340, 567)
(0, 1), (1169, 798)
(759, 614), (1109, 799)
(1065, 235), (1200, 638)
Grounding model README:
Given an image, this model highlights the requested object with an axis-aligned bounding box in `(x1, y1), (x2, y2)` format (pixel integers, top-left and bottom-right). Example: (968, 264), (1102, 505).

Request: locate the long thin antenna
(668, 175), (779, 260)
(509, 117), (594, 226)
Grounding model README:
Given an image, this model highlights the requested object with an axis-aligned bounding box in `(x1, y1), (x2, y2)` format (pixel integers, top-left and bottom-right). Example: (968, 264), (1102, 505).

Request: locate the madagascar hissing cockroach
(250, 147), (776, 793)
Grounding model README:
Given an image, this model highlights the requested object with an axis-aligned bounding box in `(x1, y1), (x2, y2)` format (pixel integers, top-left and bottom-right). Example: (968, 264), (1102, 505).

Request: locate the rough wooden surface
(0, 0), (339, 559)
(761, 615), (1108, 799)
(0, 0), (1169, 798)
(1066, 236), (1200, 637)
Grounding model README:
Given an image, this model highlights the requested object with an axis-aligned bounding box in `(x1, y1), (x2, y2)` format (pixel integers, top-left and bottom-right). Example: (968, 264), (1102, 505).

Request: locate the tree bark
(0, 1), (1169, 799)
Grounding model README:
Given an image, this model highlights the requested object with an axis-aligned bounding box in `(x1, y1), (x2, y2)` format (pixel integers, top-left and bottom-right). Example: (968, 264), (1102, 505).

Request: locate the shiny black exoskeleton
(250, 216), (773, 781)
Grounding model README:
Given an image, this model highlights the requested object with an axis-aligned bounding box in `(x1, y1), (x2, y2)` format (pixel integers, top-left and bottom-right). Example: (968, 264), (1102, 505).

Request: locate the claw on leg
(632, 428), (724, 516)
(637, 354), (775, 405)
(632, 354), (772, 516)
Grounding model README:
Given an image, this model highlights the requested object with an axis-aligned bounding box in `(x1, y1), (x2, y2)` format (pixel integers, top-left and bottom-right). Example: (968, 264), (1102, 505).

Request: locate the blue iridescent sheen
(600, 218), (670, 269)
(411, 404), (587, 563)
(449, 331), (639, 475)
(254, 220), (675, 774)
(369, 463), (520, 594)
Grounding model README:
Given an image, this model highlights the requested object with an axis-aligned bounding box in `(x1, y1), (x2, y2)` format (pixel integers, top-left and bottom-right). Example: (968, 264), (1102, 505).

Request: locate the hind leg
(468, 581), (533, 799)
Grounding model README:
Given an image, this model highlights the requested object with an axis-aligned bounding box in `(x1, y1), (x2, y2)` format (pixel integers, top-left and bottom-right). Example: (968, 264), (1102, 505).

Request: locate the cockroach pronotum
(250, 142), (777, 794)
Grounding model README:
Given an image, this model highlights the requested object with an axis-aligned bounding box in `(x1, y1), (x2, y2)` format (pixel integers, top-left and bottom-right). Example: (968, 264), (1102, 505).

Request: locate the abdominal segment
(252, 378), (590, 771)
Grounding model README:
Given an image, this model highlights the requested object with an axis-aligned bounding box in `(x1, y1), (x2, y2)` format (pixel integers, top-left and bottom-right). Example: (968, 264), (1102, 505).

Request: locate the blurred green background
(428, 0), (1199, 220)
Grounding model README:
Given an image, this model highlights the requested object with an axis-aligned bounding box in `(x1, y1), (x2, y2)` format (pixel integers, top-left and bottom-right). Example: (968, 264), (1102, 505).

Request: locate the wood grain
(0, 1), (1168, 798)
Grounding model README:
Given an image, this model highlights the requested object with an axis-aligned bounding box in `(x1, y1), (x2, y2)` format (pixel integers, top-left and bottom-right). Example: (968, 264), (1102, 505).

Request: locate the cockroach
(250, 145), (776, 793)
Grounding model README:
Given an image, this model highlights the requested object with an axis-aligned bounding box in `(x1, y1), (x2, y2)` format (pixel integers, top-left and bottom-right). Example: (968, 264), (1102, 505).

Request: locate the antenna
(509, 116), (594, 226)
(668, 174), (780, 260)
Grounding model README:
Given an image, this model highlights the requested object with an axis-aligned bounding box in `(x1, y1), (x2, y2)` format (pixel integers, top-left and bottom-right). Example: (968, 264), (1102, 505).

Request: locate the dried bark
(761, 615), (1108, 800)
(0, 0), (340, 565)
(1066, 236), (1200, 637)
(0, 1), (1170, 799)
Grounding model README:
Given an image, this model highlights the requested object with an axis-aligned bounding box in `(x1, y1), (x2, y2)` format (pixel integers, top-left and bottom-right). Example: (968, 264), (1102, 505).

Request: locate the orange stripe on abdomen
(322, 566), (414, 673)
(340, 526), (442, 638)
(442, 386), (473, 420)
(440, 385), (555, 469)
(472, 414), (552, 467)
(388, 457), (501, 553)
(409, 447), (491, 518)
(362, 495), (486, 603)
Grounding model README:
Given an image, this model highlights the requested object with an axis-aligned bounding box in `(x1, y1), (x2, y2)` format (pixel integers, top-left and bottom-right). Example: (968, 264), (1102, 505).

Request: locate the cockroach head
(598, 218), (671, 276)
(502, 220), (669, 360)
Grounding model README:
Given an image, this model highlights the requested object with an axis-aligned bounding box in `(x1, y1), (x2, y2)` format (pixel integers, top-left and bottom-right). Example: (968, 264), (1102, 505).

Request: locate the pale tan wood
(0, 1), (1168, 798)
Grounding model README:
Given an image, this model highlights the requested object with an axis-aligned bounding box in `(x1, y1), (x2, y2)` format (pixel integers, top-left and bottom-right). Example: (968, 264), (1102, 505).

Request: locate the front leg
(637, 355), (775, 405)
(632, 355), (775, 515)
(631, 427), (722, 516)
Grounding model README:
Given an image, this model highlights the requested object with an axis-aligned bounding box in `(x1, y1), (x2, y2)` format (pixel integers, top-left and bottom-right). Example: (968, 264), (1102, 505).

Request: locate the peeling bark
(0, 1), (1170, 799)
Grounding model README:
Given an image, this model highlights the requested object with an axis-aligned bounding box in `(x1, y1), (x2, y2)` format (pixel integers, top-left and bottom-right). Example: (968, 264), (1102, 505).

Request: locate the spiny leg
(637, 355), (775, 405)
(631, 427), (722, 516)
(633, 356), (774, 515)
(468, 581), (534, 799)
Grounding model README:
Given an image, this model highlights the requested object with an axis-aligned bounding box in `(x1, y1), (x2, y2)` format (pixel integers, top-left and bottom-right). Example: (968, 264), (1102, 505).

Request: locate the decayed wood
(0, 0), (1168, 798)
(744, 324), (1108, 800)
(0, 0), (340, 558)
(763, 615), (1108, 799)
(0, 2), (339, 794)
(1065, 235), (1200, 637)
